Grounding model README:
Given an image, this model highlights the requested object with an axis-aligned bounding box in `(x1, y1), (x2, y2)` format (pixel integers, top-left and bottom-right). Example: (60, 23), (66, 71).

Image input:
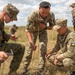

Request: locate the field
(0, 26), (74, 75)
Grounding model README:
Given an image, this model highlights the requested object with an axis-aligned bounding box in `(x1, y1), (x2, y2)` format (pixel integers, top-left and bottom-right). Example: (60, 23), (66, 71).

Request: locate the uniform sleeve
(26, 11), (37, 32)
(52, 35), (60, 53)
(3, 31), (10, 42)
(49, 12), (55, 26)
(60, 36), (75, 59)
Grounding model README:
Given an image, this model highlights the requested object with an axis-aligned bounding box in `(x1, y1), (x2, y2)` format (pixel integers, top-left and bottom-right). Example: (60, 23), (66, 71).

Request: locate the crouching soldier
(0, 4), (25, 75)
(46, 18), (75, 75)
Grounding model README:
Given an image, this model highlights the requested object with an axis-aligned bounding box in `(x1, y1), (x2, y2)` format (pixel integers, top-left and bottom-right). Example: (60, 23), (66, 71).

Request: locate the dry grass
(0, 26), (74, 75)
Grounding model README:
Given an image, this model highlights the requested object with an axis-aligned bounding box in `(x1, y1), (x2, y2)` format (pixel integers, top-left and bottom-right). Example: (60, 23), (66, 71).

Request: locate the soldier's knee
(17, 44), (25, 53)
(63, 58), (74, 68)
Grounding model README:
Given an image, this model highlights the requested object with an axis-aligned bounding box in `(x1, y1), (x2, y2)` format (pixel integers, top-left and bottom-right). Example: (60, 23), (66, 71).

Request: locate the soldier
(69, 3), (75, 32)
(21, 1), (55, 75)
(46, 18), (75, 75)
(8, 24), (18, 35)
(0, 4), (25, 75)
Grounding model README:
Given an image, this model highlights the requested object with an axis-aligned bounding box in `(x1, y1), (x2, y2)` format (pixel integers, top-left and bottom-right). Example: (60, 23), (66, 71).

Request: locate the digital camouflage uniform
(24, 10), (55, 71)
(0, 4), (25, 74)
(9, 24), (18, 35)
(48, 19), (75, 72)
(70, 3), (75, 32)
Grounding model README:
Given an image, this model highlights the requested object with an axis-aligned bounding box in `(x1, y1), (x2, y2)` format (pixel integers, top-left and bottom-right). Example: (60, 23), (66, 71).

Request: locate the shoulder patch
(71, 42), (75, 47)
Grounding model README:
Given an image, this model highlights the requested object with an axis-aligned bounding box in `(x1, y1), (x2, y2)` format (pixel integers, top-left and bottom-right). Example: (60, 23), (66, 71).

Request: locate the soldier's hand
(45, 53), (51, 59)
(54, 55), (61, 65)
(10, 35), (18, 40)
(39, 23), (46, 29)
(54, 57), (58, 65)
(30, 42), (37, 51)
(0, 51), (8, 61)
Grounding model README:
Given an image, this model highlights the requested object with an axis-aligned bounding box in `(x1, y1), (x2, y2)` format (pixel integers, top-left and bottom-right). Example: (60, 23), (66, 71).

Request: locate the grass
(0, 26), (74, 75)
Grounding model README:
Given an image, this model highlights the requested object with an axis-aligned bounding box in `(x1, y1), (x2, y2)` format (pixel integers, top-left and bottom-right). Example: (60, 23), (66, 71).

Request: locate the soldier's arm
(47, 25), (53, 30)
(26, 30), (37, 50)
(3, 31), (11, 42)
(47, 12), (55, 30)
(57, 37), (75, 59)
(49, 35), (60, 54)
(25, 11), (37, 50)
(26, 30), (33, 43)
(25, 11), (36, 41)
(46, 35), (60, 59)
(26, 10), (38, 32)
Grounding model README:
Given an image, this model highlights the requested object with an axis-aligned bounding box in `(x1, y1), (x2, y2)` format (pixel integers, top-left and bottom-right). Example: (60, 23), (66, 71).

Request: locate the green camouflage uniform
(24, 10), (55, 70)
(0, 4), (25, 73)
(0, 21), (25, 73)
(48, 19), (75, 71)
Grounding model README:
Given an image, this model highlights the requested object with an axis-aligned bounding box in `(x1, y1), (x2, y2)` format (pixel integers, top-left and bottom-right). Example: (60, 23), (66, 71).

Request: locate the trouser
(0, 43), (25, 72)
(48, 54), (75, 71)
(23, 31), (48, 70)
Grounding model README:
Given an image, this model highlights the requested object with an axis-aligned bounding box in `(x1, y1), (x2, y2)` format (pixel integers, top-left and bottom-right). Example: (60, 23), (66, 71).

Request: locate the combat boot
(8, 71), (18, 75)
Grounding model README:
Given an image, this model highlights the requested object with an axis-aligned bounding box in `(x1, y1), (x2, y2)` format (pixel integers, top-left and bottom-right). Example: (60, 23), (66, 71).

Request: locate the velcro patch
(71, 42), (75, 47)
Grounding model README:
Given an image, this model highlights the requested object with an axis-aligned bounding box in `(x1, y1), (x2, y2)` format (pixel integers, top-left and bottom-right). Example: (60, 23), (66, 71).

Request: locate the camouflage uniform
(48, 19), (75, 72)
(0, 4), (25, 74)
(9, 24), (18, 35)
(70, 3), (75, 32)
(24, 9), (55, 71)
